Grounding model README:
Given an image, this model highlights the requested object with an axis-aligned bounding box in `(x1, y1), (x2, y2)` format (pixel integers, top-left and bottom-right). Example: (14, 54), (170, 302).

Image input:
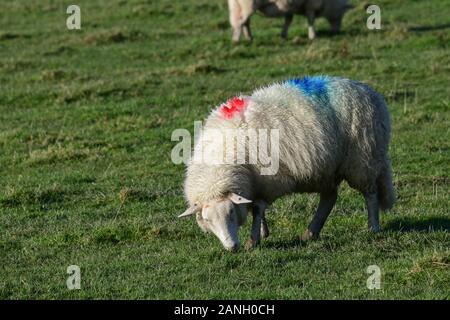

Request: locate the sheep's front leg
(245, 200), (267, 249)
(281, 14), (293, 39)
(364, 192), (380, 232)
(302, 190), (337, 241)
(261, 215), (269, 239)
(306, 11), (316, 40)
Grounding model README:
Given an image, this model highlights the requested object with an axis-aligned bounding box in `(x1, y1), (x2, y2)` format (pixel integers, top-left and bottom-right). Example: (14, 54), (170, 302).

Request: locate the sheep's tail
(377, 160), (395, 211)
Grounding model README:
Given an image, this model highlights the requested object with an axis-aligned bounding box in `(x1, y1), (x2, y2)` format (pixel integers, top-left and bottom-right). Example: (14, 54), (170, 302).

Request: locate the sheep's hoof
(308, 33), (316, 41)
(301, 229), (319, 242)
(245, 238), (258, 250)
(369, 225), (381, 233)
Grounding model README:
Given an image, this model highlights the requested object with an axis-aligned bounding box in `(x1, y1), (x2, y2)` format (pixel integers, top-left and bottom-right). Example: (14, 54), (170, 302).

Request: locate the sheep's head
(178, 193), (251, 251)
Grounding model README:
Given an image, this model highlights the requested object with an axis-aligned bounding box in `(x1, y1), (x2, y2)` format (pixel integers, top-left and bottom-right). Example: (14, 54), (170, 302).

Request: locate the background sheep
(228, 0), (351, 42)
(180, 76), (395, 251)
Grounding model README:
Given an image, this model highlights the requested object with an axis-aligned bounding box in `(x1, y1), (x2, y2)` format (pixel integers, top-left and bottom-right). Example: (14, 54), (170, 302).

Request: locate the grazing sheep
(179, 76), (395, 251)
(228, 0), (350, 42)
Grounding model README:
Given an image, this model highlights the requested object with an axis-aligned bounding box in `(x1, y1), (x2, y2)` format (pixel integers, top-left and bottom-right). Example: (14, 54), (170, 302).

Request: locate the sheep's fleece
(180, 76), (395, 251)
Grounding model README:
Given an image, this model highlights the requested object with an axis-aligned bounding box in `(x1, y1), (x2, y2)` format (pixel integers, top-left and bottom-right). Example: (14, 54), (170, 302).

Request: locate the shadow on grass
(384, 216), (450, 232)
(409, 23), (450, 32)
(262, 216), (449, 249)
(262, 236), (307, 250)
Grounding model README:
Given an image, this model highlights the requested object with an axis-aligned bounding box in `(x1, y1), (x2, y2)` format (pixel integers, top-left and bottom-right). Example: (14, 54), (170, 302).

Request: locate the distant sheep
(179, 76), (395, 251)
(228, 0), (350, 42)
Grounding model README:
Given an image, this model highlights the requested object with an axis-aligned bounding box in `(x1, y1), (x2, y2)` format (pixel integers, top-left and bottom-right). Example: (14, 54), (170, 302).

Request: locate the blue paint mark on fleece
(287, 76), (328, 97)
(286, 76), (330, 104)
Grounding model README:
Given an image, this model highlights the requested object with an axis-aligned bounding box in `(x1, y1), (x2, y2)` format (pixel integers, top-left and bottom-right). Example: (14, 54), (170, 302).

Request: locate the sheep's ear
(178, 204), (200, 218)
(229, 193), (252, 204)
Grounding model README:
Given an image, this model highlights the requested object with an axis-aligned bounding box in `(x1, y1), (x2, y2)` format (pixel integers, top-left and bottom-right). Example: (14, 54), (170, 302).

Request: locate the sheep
(178, 76), (395, 251)
(228, 0), (351, 42)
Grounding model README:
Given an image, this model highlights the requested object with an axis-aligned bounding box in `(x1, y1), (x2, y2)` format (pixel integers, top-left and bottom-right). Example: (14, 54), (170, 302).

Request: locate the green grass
(0, 0), (449, 299)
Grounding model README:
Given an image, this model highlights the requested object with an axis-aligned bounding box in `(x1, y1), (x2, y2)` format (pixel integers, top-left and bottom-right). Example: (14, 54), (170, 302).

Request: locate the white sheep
(179, 76), (395, 251)
(228, 0), (350, 42)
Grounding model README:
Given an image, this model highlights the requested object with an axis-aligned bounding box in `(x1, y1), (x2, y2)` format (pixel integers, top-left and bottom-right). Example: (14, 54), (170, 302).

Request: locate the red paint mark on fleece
(220, 97), (247, 119)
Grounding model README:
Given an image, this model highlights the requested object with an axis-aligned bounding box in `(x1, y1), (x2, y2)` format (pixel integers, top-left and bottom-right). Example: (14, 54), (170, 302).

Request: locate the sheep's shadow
(262, 216), (449, 249)
(262, 236), (307, 250)
(384, 216), (450, 233)
(408, 23), (450, 33)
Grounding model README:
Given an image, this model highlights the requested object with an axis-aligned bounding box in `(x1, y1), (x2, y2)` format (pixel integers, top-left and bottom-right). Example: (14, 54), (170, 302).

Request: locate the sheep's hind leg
(306, 11), (316, 40)
(229, 0), (243, 42)
(242, 18), (253, 42)
(327, 14), (343, 35)
(364, 192), (381, 232)
(302, 190), (337, 241)
(237, 0), (254, 43)
(245, 200), (267, 249)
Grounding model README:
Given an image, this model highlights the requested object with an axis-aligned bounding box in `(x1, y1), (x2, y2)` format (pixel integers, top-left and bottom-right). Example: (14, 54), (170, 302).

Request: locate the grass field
(0, 0), (449, 299)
